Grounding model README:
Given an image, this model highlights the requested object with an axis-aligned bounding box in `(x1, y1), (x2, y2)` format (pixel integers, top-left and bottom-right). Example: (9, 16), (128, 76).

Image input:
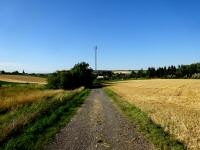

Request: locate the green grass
(0, 89), (90, 150)
(104, 88), (187, 150)
(0, 81), (25, 87)
(96, 78), (150, 86)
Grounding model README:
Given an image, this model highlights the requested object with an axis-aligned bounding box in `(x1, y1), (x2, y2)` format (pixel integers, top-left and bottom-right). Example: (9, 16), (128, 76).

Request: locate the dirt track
(45, 88), (154, 150)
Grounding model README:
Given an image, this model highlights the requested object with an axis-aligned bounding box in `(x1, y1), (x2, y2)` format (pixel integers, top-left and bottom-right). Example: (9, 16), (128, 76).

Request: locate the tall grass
(0, 86), (63, 113)
(0, 82), (88, 149)
(0, 89), (90, 150)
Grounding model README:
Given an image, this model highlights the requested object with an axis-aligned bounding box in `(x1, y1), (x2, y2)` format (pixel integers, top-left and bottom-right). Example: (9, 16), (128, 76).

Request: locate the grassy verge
(0, 85), (61, 114)
(0, 89), (90, 150)
(104, 88), (187, 150)
(0, 81), (27, 87)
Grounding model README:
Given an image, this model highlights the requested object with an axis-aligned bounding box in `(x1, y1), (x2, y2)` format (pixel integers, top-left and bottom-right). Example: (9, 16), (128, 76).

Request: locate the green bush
(47, 62), (94, 89)
(47, 73), (60, 89)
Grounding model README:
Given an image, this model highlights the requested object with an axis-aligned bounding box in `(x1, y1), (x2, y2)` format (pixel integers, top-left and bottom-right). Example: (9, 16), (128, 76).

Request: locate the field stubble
(0, 86), (63, 111)
(109, 79), (200, 150)
(0, 75), (47, 84)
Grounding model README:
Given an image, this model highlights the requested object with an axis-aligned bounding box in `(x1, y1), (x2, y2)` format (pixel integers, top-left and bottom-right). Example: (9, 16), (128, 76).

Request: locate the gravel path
(45, 88), (154, 150)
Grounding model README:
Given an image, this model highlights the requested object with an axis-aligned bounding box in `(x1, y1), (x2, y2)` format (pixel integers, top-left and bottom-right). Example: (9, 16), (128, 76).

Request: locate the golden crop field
(0, 74), (47, 84)
(109, 79), (200, 150)
(0, 87), (63, 111)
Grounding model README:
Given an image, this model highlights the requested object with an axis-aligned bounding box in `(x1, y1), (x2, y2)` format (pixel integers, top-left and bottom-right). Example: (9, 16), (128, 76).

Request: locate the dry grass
(0, 87), (63, 111)
(109, 79), (200, 150)
(0, 74), (47, 84)
(0, 87), (83, 144)
(0, 86), (63, 143)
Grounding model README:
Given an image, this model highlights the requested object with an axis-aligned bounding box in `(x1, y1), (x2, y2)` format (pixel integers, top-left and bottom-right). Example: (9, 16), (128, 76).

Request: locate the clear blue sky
(0, 0), (200, 73)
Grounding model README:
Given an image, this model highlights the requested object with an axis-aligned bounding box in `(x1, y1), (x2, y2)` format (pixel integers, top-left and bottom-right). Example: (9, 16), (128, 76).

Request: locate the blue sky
(0, 0), (200, 73)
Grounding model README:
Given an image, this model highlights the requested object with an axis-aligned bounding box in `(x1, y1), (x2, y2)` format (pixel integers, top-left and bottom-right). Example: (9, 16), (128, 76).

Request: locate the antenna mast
(94, 46), (98, 71)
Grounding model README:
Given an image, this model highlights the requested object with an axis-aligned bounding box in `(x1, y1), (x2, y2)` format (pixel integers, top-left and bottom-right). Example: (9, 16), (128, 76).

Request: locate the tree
(47, 62), (94, 89)
(137, 69), (146, 78)
(157, 67), (164, 78)
(12, 71), (19, 75)
(0, 70), (5, 74)
(130, 71), (137, 78)
(71, 62), (94, 87)
(47, 72), (60, 89)
(147, 67), (156, 78)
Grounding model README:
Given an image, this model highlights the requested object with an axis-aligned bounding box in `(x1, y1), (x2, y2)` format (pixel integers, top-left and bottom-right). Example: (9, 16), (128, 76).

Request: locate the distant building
(112, 70), (132, 75)
(97, 75), (104, 79)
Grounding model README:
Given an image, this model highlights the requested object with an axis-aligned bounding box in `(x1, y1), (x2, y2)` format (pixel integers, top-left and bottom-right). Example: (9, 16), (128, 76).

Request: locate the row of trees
(96, 63), (200, 80)
(2, 62), (200, 89)
(0, 70), (47, 78)
(47, 62), (94, 89)
(131, 63), (200, 79)
(0, 70), (26, 75)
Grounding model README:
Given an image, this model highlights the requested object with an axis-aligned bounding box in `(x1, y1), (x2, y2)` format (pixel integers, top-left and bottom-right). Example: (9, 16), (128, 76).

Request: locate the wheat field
(109, 79), (200, 150)
(0, 87), (63, 111)
(0, 74), (47, 84)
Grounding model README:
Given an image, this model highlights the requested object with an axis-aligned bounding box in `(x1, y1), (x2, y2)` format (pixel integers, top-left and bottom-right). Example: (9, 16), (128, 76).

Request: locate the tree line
(1, 62), (200, 89)
(0, 70), (26, 75)
(46, 62), (200, 90)
(97, 63), (200, 80)
(0, 70), (47, 78)
(132, 63), (200, 79)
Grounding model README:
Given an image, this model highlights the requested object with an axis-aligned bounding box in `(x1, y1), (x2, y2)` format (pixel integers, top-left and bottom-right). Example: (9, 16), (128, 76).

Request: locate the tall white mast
(94, 46), (98, 71)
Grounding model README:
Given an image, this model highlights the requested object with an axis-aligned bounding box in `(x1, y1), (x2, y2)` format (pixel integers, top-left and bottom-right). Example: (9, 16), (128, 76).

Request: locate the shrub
(47, 62), (94, 89)
(47, 73), (60, 89)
